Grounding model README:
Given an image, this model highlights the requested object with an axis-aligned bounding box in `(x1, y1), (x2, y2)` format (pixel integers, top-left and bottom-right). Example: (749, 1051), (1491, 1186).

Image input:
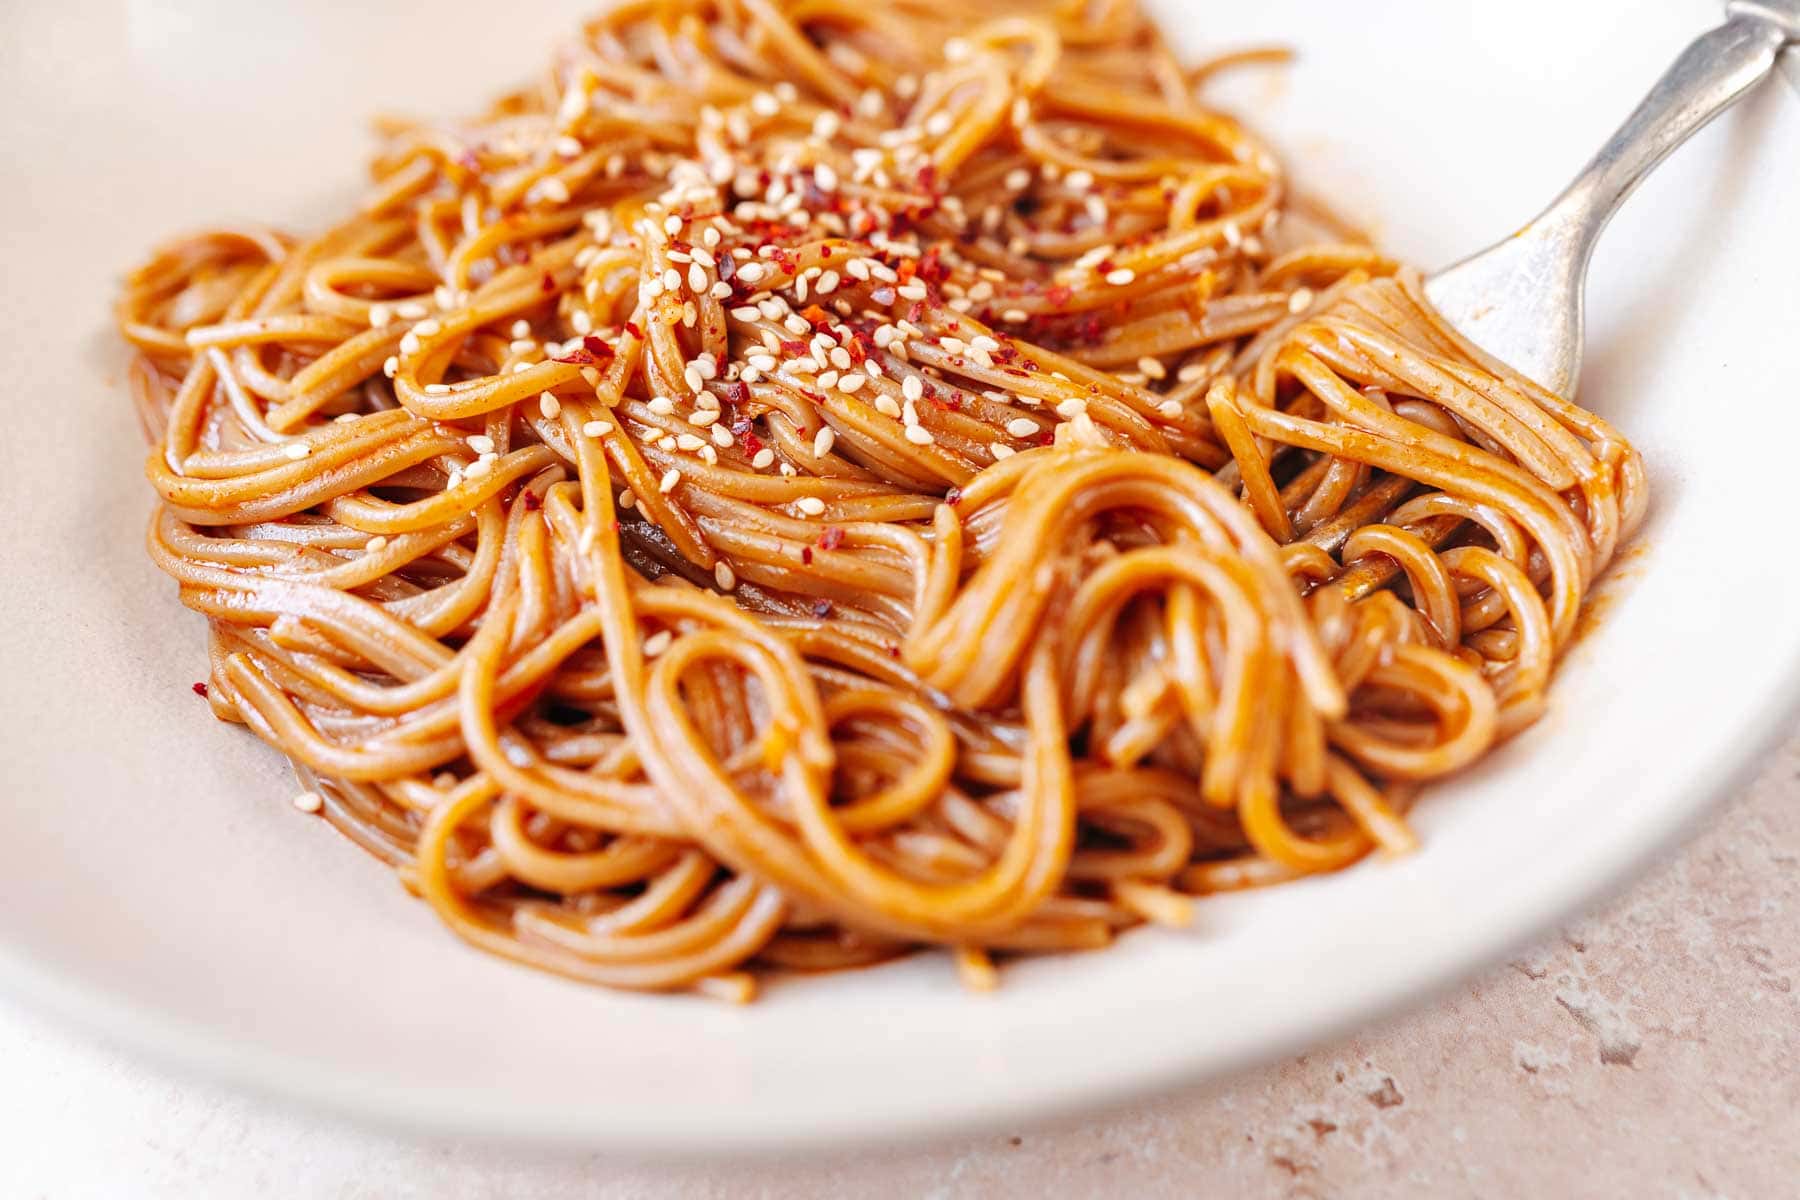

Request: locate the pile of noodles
(116, 0), (1645, 998)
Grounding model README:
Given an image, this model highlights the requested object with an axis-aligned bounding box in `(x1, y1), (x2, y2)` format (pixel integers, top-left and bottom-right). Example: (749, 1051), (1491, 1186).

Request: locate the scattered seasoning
(293, 791), (324, 814)
(191, 682), (209, 698)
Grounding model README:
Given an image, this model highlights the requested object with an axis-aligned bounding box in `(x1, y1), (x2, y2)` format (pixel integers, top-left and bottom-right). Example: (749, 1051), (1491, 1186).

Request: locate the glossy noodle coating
(117, 0), (1645, 997)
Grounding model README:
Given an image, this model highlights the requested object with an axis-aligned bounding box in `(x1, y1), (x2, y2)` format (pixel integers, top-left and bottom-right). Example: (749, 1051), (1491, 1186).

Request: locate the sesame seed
(643, 630), (674, 656)
(903, 424), (935, 446)
(1288, 288), (1315, 314)
(663, 214), (684, 236)
(582, 420), (612, 437)
(901, 376), (924, 402)
(538, 392), (562, 419)
(1158, 399), (1183, 418)
(648, 396), (675, 415)
(424, 383), (450, 395)
(293, 791), (323, 814)
(1055, 398), (1088, 419)
(466, 434), (495, 454)
(382, 356), (399, 378)
(838, 373), (866, 393)
(750, 92), (780, 117)
(1222, 221), (1242, 248)
(796, 496), (826, 516)
(1136, 356), (1167, 380)
(1004, 167), (1032, 191)
(395, 301), (429, 319)
(1005, 418), (1037, 438)
(813, 427), (836, 457)
(990, 443), (1017, 460)
(658, 468), (682, 493)
(714, 561), (737, 591)
(875, 395), (902, 418)
(1105, 268), (1135, 286)
(365, 536), (389, 552)
(1176, 363), (1209, 383)
(675, 433), (704, 452)
(368, 303), (392, 328)
(398, 332), (421, 356)
(283, 442), (311, 461)
(711, 423), (734, 448)
(751, 448), (776, 469)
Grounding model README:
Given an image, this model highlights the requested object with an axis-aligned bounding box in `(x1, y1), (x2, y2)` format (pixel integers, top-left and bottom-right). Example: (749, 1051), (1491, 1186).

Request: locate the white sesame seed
(1158, 399), (1183, 418)
(648, 396), (675, 415)
(897, 283), (928, 301)
(1005, 418), (1038, 438)
(396, 301), (429, 319)
(736, 263), (766, 285)
(903, 424), (935, 446)
(1055, 398), (1088, 419)
(1004, 167), (1032, 191)
(796, 496), (827, 516)
(688, 409), (721, 427)
(663, 214), (684, 236)
(1136, 356), (1167, 380)
(710, 423), (733, 448)
(924, 111), (953, 137)
(817, 370), (840, 389)
(714, 561), (737, 591)
(1176, 362), (1209, 383)
(751, 448), (776, 469)
(463, 459), (492, 480)
(582, 420), (612, 437)
(750, 92), (780, 117)
(813, 427), (836, 457)
(424, 383), (450, 395)
(658, 468), (682, 494)
(382, 356), (399, 378)
(643, 630), (674, 656)
(990, 443), (1017, 460)
(293, 791), (323, 814)
(398, 332), (421, 356)
(838, 373), (866, 393)
(283, 442), (310, 461)
(365, 535), (389, 552)
(368, 303), (392, 328)
(675, 433), (704, 452)
(1222, 221), (1242, 248)
(875, 395), (902, 418)
(1288, 288), (1315, 314)
(812, 111), (841, 139)
(1105, 268), (1136, 286)
(901, 376), (924, 403)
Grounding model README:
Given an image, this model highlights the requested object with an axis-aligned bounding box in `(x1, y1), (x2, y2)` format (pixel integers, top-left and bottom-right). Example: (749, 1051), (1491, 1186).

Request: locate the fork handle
(1544, 7), (1794, 251)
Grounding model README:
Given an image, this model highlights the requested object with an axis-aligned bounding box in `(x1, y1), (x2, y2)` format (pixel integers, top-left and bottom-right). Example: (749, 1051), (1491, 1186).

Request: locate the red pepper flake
(770, 246), (798, 273)
(552, 347), (599, 364)
(778, 339), (809, 357)
(820, 246), (834, 259)
(801, 546), (814, 565)
(191, 682), (209, 698)
(943, 487), (962, 506)
(581, 335), (615, 360)
(522, 491), (542, 511)
(817, 526), (845, 551)
(724, 380), (750, 407)
(916, 246), (950, 285)
(800, 304), (833, 329)
(886, 644), (901, 658)
(1036, 430), (1056, 446)
(1046, 285), (1073, 308)
(896, 259), (918, 284)
(916, 162), (940, 193)
(540, 272), (556, 293)
(610, 519), (621, 532)
(623, 321), (643, 339)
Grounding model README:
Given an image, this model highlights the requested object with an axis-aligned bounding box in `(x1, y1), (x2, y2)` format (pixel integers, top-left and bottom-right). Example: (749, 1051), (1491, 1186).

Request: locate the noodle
(115, 0), (1645, 997)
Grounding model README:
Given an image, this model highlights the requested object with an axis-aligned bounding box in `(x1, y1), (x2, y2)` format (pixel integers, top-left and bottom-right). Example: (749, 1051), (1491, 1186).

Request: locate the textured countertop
(4, 731), (1796, 1198)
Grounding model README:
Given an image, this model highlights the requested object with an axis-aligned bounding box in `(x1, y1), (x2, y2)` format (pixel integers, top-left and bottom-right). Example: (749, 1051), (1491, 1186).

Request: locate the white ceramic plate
(1, 0), (1796, 1156)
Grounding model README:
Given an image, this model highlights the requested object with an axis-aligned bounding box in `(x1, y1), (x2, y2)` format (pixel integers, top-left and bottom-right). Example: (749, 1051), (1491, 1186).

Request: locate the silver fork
(1424, 2), (1797, 396)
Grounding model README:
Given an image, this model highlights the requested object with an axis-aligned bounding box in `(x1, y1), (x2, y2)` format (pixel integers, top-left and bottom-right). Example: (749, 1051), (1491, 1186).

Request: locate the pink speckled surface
(4, 730), (1795, 1197)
